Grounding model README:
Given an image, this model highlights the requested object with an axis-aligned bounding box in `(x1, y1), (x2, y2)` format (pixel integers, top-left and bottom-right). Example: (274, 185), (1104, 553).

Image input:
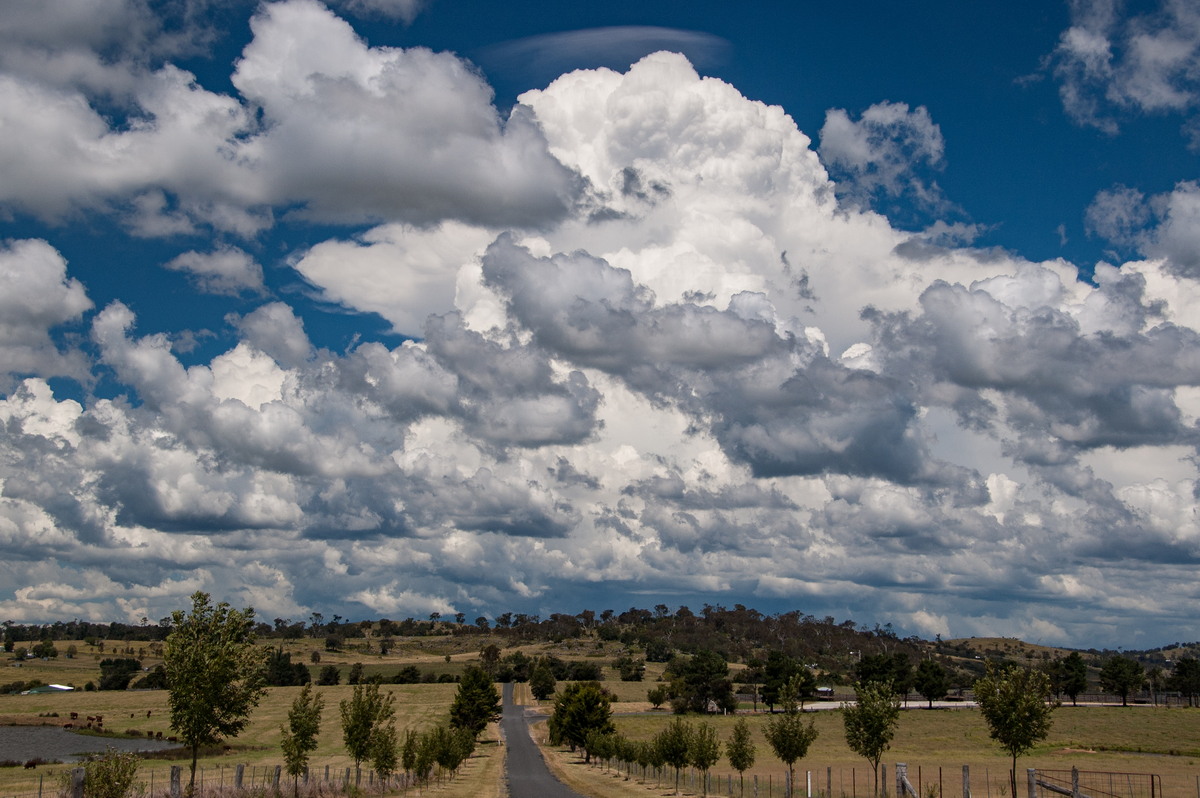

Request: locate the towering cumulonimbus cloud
(0, 1), (1199, 646)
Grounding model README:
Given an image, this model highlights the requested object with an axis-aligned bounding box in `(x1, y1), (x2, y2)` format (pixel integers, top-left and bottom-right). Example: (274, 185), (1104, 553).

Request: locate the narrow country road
(501, 682), (588, 798)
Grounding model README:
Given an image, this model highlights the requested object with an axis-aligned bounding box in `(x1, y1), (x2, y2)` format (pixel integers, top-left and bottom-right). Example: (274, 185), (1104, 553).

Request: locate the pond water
(0, 726), (179, 764)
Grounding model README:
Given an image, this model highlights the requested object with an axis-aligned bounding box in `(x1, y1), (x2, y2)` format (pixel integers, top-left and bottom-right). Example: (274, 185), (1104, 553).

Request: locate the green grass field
(6, 639), (1200, 798)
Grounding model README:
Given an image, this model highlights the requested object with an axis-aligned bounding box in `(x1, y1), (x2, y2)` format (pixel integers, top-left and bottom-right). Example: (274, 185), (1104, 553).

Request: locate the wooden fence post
(963, 765), (971, 798)
(1027, 769), (1037, 798)
(169, 765), (181, 798)
(70, 768), (84, 798)
(235, 763), (245, 789)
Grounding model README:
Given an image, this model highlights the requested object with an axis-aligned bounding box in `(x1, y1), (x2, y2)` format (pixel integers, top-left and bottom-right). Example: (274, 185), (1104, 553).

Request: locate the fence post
(1072, 768), (1079, 798)
(235, 763), (244, 788)
(273, 765), (281, 790)
(829, 766), (833, 798)
(963, 766), (971, 798)
(1027, 769), (1037, 798)
(169, 765), (181, 798)
(70, 768), (84, 798)
(882, 765), (888, 798)
(898, 764), (907, 798)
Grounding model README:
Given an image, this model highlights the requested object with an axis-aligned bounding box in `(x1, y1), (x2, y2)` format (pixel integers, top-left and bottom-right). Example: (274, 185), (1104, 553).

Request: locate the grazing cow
(155, 731), (162, 739)
(23, 761), (35, 769)
(146, 710), (152, 718)
(70, 712), (78, 720)
(62, 723), (73, 730)
(167, 736), (177, 743)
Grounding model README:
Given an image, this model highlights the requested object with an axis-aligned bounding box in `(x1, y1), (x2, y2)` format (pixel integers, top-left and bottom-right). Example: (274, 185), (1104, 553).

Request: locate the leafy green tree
(1168, 656), (1200, 706)
(726, 718), (757, 797)
(1099, 656), (1144, 706)
(667, 649), (737, 713)
(340, 682), (396, 784)
(690, 721), (721, 797)
(655, 717), (693, 795)
(77, 748), (140, 798)
(548, 681), (615, 761)
(266, 647), (311, 687)
(369, 722), (399, 783)
(764, 678), (819, 797)
(1059, 652), (1088, 705)
(317, 664), (340, 685)
(974, 663), (1056, 798)
(347, 662), (365, 685)
(913, 659), (950, 708)
(98, 658), (142, 691)
(449, 665), (501, 737)
(164, 592), (268, 796)
(530, 661), (556, 701)
(762, 652), (814, 711)
(842, 680), (901, 796)
(647, 685), (669, 709)
(856, 652), (913, 698)
(280, 683), (324, 798)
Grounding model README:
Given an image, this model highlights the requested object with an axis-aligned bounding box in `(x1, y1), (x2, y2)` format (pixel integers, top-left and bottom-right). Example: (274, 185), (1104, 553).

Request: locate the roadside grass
(0, 682), (502, 797)
(536, 704), (1200, 798)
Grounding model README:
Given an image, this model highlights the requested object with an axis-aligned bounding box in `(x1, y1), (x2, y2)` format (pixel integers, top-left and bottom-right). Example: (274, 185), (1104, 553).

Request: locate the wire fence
(0, 760), (439, 798)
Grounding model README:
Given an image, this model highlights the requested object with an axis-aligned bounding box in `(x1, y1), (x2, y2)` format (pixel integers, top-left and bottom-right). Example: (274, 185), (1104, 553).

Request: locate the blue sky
(2, 0), (1199, 648)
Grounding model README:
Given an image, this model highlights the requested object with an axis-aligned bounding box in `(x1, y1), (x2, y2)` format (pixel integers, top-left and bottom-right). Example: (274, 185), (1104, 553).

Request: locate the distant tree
(549, 681), (614, 762)
(842, 680), (901, 796)
(317, 665), (341, 686)
(347, 662), (365, 685)
(765, 677), (819, 796)
(479, 643), (502, 676)
(265, 647), (311, 687)
(726, 718), (757, 797)
(761, 652), (804, 711)
(1169, 656), (1200, 706)
(340, 683), (396, 784)
(974, 663), (1056, 798)
(690, 721), (721, 797)
(668, 649), (737, 713)
(1099, 656), (1144, 706)
(280, 683), (323, 798)
(98, 658), (142, 691)
(449, 665), (501, 737)
(614, 655), (646, 681)
(1060, 652), (1088, 705)
(655, 717), (693, 795)
(647, 685), (669, 710)
(913, 659), (950, 708)
(530, 661), (556, 701)
(164, 592), (267, 796)
(856, 652), (913, 699)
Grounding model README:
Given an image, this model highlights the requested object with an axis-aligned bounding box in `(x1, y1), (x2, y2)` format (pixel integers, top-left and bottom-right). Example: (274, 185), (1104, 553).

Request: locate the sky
(1, 0), (1199, 649)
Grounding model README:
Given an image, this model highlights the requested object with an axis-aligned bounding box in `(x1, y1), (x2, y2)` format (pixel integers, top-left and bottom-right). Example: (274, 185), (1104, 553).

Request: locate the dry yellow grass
(534, 704), (1200, 798)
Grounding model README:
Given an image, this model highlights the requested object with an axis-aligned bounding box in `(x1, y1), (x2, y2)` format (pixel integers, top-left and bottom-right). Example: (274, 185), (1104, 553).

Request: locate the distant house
(21, 684), (74, 694)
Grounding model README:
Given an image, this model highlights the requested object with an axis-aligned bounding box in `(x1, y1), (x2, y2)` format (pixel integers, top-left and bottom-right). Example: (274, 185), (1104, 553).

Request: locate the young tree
(340, 682), (396, 784)
(764, 679), (819, 797)
(726, 718), (757, 797)
(164, 592), (268, 796)
(449, 665), (501, 737)
(281, 683), (324, 798)
(974, 663), (1057, 798)
(842, 680), (901, 796)
(369, 723), (399, 784)
(913, 659), (950, 708)
(647, 685), (669, 710)
(655, 717), (693, 795)
(690, 721), (721, 797)
(79, 748), (140, 798)
(1099, 656), (1144, 706)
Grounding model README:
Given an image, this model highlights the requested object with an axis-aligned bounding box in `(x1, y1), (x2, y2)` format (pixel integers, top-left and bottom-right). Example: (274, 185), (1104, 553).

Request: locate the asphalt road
(502, 683), (587, 798)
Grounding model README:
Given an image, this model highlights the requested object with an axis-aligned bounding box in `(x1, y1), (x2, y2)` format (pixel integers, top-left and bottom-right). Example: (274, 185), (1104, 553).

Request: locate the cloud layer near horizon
(2, 0), (1199, 647)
